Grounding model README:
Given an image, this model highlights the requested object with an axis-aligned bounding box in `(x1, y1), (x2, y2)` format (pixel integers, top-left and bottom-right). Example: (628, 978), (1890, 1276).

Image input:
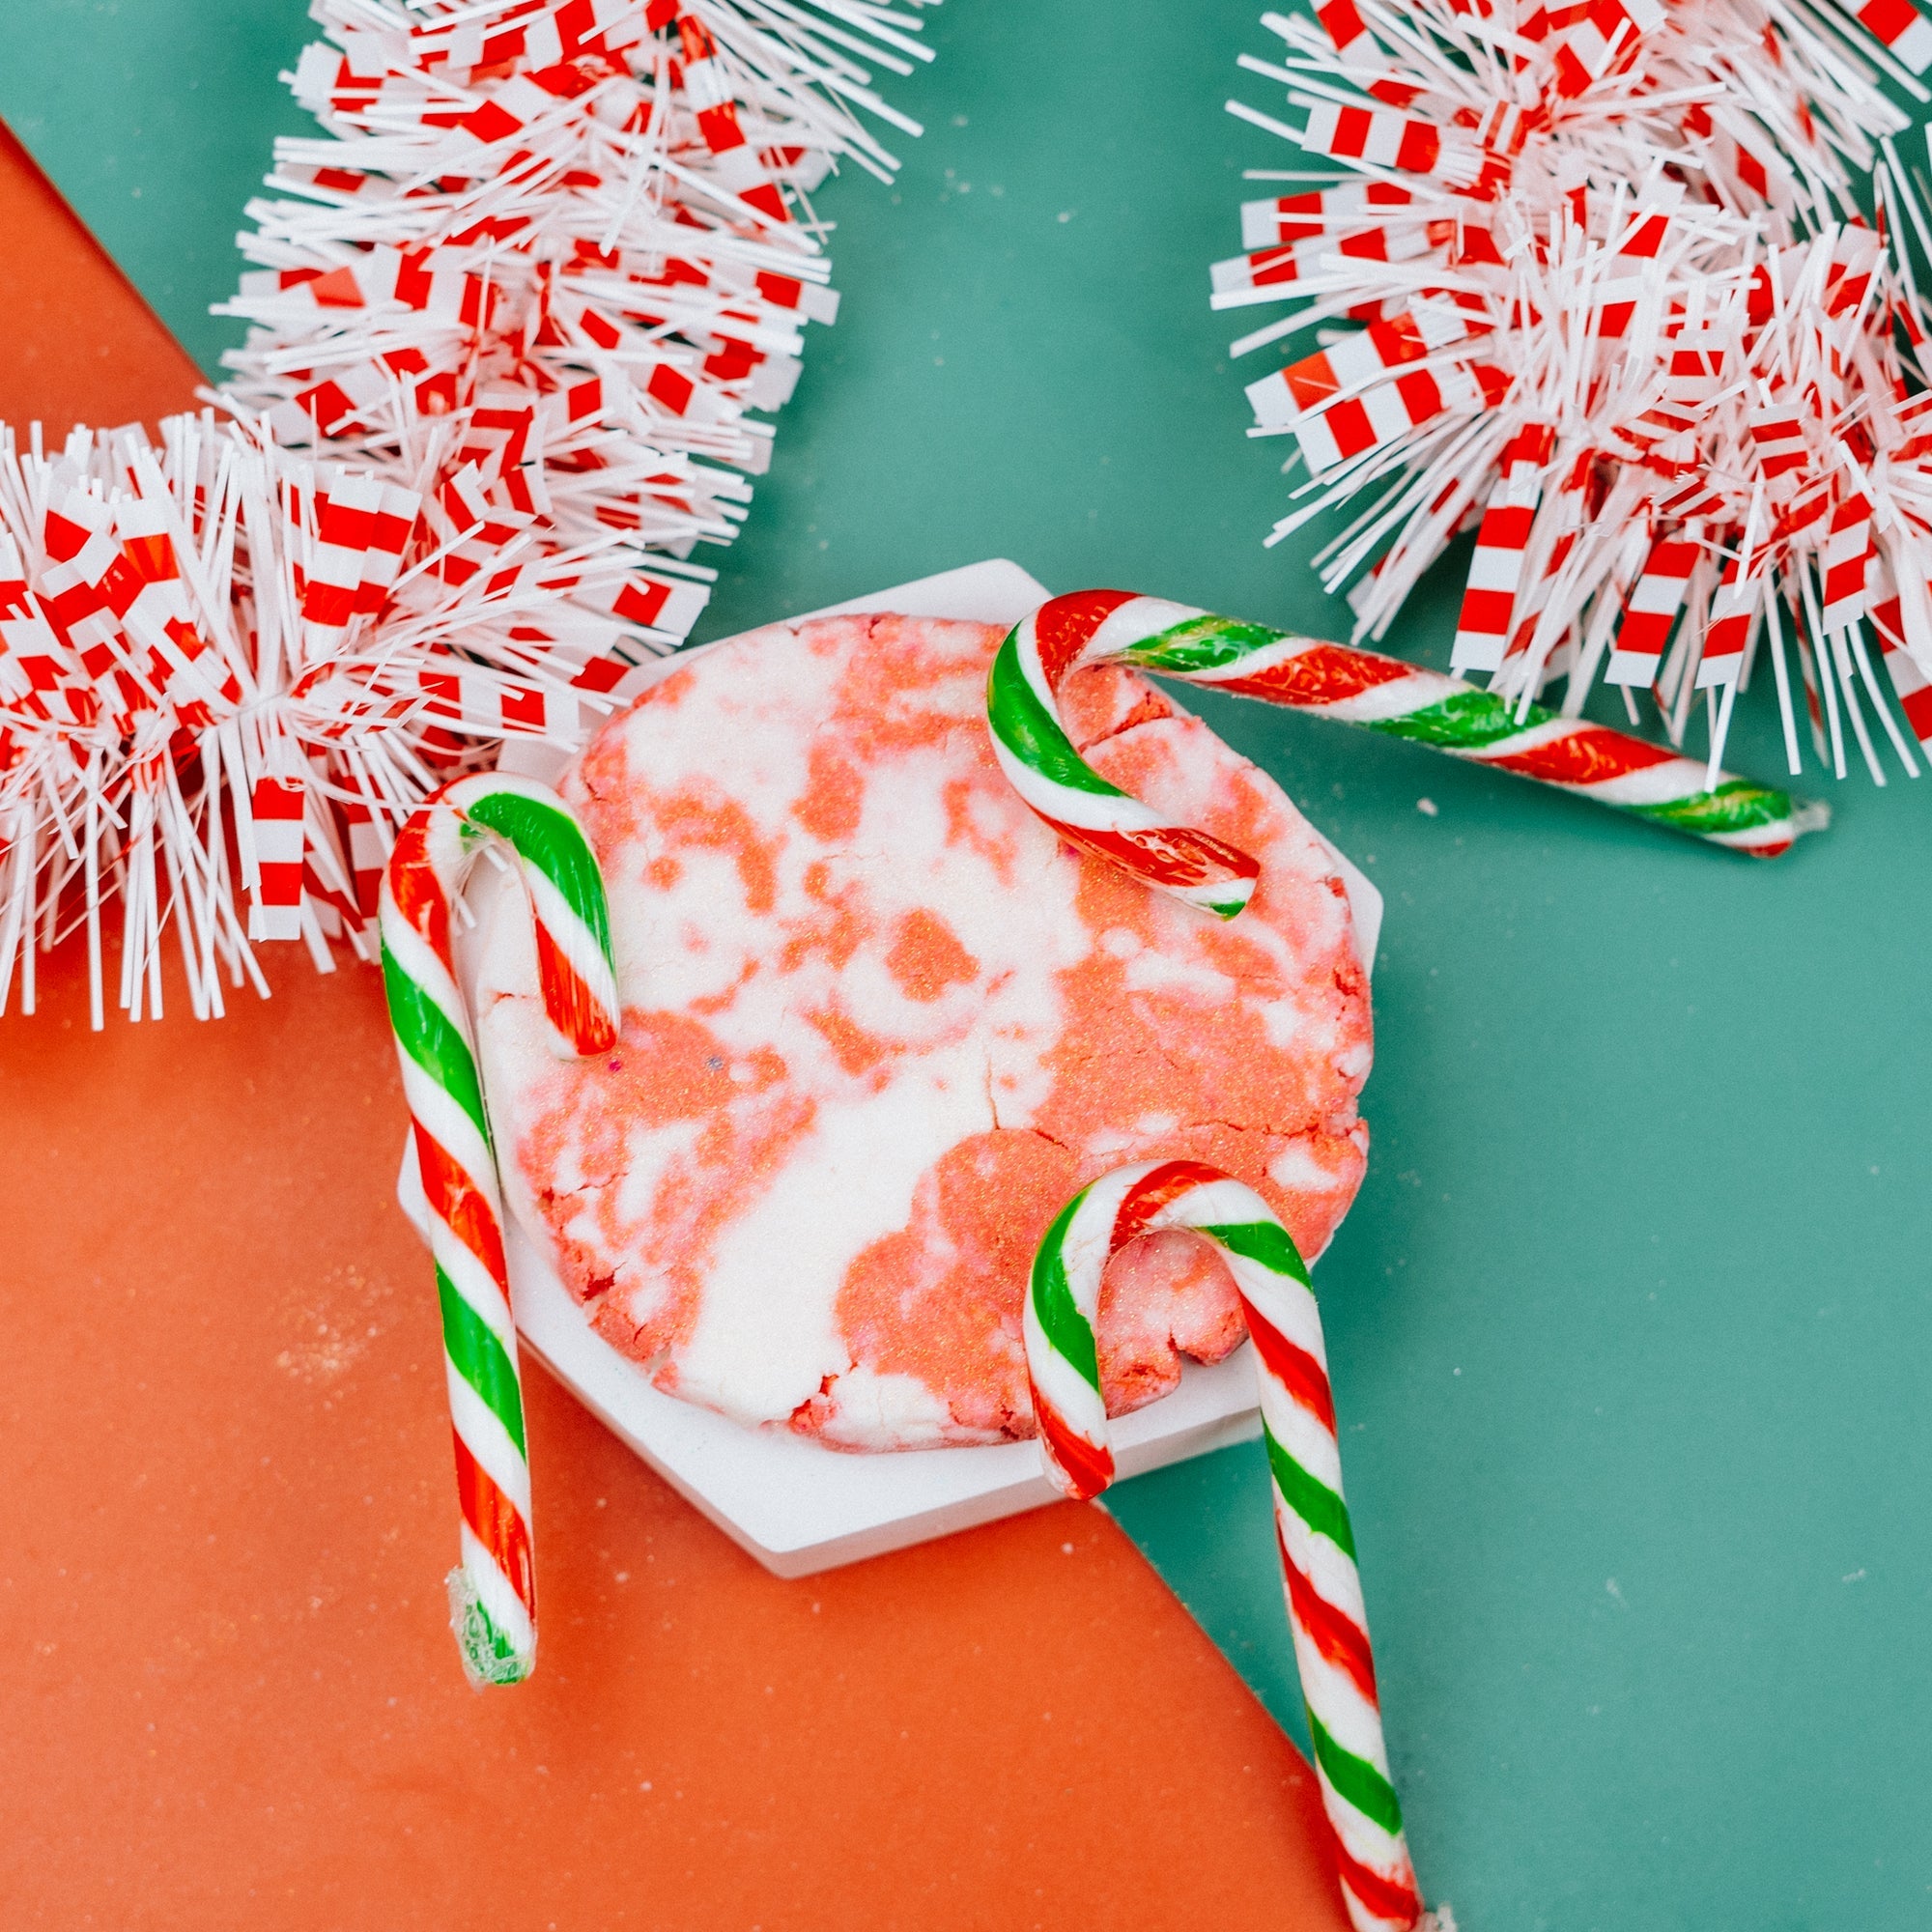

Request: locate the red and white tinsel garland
(1216, 0), (1932, 784)
(0, 411), (695, 1025)
(0, 0), (935, 1024)
(218, 0), (935, 554)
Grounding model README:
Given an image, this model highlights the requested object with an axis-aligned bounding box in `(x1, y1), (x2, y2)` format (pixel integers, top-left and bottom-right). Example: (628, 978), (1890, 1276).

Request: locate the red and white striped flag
(1291, 358), (1508, 472)
(1299, 102), (1477, 185)
(1867, 555), (1932, 750)
(1554, 0), (1666, 96)
(1747, 405), (1809, 482)
(1312, 0), (1421, 102)
(1843, 0), (1932, 73)
(1247, 303), (1485, 428)
(1606, 530), (1701, 687)
(247, 776), (307, 943)
(1695, 553), (1761, 688)
(1238, 181), (1418, 250)
(1819, 493), (1873, 636)
(1451, 423), (1555, 672)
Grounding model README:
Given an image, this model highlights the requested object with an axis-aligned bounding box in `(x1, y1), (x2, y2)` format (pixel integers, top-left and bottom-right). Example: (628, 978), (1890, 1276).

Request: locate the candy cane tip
(1052, 1460), (1113, 1504)
(992, 601), (1275, 910)
(1181, 861), (1261, 919)
(447, 1569), (535, 1690)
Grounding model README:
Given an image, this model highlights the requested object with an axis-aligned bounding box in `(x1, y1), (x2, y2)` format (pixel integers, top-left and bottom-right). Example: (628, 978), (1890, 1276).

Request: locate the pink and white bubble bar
(468, 610), (1378, 1452)
(394, 616), (1454, 1917)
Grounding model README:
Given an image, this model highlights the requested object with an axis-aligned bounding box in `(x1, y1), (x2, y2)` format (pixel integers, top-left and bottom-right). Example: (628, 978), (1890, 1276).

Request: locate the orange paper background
(0, 126), (1355, 1929)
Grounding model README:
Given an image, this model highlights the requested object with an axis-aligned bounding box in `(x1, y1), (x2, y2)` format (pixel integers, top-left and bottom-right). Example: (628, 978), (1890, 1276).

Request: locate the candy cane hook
(380, 773), (619, 1687)
(1024, 1159), (1428, 1932)
(986, 590), (1825, 905)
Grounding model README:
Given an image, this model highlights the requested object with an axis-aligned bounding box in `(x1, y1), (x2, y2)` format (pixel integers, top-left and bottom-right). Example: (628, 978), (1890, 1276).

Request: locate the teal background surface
(6, 4), (1931, 1923)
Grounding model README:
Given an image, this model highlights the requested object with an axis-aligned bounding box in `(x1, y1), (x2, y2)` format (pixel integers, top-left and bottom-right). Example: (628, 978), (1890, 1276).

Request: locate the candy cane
(1024, 1159), (1425, 1932)
(984, 591), (1824, 908)
(380, 773), (620, 1686)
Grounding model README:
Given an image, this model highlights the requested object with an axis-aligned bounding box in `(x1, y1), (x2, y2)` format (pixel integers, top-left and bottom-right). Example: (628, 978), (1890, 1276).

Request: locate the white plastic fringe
(0, 410), (705, 1028)
(217, 1), (936, 562)
(0, 0), (937, 1026)
(1215, 0), (1932, 784)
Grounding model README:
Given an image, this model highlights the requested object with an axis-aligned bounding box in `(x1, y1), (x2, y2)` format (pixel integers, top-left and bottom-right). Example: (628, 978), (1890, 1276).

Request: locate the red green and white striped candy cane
(986, 597), (1264, 919)
(986, 589), (1827, 907)
(380, 773), (619, 1687)
(1024, 1159), (1427, 1932)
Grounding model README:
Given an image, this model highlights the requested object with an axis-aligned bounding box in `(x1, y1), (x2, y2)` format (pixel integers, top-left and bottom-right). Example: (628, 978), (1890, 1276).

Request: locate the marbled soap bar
(474, 613), (1372, 1450)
